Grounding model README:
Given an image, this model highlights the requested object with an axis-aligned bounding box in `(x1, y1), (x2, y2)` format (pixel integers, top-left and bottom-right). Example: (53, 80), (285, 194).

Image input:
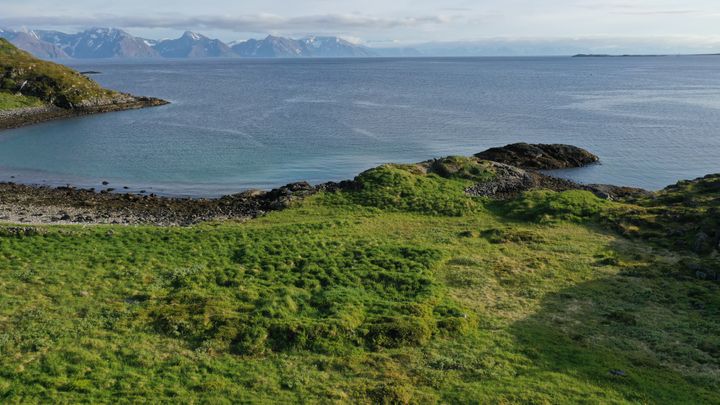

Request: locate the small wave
(161, 122), (264, 147)
(353, 100), (411, 109)
(284, 97), (335, 104)
(352, 128), (380, 139)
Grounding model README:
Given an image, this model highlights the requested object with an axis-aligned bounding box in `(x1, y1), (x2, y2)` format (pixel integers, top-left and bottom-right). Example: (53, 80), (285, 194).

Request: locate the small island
(0, 39), (167, 130)
(573, 53), (666, 58)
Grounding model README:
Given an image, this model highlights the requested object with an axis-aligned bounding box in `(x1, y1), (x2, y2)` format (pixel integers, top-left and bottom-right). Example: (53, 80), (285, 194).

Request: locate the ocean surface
(1, 56), (719, 196)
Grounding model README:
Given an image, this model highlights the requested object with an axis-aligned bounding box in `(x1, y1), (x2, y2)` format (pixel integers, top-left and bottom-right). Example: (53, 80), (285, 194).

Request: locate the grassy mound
(338, 157), (495, 216)
(0, 39), (118, 108)
(501, 189), (609, 222)
(612, 174), (720, 255)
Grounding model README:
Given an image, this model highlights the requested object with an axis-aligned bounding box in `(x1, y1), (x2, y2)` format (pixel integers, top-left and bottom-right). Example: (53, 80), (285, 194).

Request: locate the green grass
(0, 39), (118, 108)
(0, 166), (718, 403)
(0, 91), (44, 111)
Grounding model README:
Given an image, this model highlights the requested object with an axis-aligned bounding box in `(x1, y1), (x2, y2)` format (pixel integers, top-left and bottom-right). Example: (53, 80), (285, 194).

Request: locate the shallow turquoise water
(1, 56), (719, 196)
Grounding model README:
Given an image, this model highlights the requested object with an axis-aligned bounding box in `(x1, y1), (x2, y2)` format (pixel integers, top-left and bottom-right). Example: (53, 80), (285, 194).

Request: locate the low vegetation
(0, 39), (118, 108)
(0, 91), (43, 111)
(0, 162), (719, 402)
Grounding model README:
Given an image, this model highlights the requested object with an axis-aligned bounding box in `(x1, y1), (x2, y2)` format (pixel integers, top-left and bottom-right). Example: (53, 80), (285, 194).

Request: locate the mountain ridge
(0, 28), (396, 59)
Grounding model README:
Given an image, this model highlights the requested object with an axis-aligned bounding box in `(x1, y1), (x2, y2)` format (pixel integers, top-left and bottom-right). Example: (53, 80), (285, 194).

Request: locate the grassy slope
(0, 92), (43, 111)
(0, 39), (117, 109)
(1, 163), (718, 403)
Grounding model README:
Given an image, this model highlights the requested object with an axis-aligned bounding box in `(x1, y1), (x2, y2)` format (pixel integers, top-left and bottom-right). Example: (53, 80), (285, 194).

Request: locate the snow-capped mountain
(231, 35), (307, 57)
(155, 31), (235, 58)
(300, 36), (375, 57)
(35, 28), (159, 58)
(231, 35), (376, 58)
(0, 29), (68, 59)
(2, 28), (413, 59)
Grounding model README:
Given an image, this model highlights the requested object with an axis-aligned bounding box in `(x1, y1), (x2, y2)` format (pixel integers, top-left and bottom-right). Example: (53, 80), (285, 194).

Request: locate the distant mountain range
(6, 28), (715, 59)
(0, 28), (410, 59)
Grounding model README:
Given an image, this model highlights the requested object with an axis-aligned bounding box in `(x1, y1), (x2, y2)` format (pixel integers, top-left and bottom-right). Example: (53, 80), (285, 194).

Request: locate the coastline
(0, 180), (347, 226)
(0, 96), (169, 131)
(0, 144), (653, 227)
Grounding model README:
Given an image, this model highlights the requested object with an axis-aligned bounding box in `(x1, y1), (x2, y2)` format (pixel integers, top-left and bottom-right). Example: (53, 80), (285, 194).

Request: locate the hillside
(0, 38), (121, 108)
(0, 145), (718, 403)
(0, 39), (167, 128)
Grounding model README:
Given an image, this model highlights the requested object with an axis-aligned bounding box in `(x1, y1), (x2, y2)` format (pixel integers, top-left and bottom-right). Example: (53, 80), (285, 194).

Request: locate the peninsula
(0, 39), (167, 130)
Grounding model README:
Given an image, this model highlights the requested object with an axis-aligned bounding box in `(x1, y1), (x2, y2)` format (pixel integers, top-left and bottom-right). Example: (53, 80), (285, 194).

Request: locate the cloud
(0, 13), (456, 33)
(575, 2), (711, 16)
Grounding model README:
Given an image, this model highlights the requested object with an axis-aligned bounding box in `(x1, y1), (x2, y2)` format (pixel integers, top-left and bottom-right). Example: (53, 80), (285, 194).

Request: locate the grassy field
(0, 162), (718, 403)
(0, 92), (44, 111)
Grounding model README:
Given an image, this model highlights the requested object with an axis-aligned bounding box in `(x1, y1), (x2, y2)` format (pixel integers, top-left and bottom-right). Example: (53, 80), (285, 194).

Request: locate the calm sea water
(1, 56), (719, 196)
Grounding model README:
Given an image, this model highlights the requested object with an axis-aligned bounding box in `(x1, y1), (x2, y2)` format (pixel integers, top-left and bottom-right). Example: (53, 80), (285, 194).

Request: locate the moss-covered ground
(1, 163), (718, 403)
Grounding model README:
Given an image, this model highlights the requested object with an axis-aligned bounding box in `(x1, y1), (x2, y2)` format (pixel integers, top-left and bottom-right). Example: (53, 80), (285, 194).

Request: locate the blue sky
(2, 0), (720, 47)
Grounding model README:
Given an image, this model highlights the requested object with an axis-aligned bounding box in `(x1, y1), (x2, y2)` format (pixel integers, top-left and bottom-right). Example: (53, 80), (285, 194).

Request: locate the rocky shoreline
(0, 143), (653, 227)
(0, 181), (350, 226)
(0, 96), (169, 131)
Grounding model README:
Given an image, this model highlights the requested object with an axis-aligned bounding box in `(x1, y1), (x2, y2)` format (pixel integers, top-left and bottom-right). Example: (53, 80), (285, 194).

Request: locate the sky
(2, 0), (720, 51)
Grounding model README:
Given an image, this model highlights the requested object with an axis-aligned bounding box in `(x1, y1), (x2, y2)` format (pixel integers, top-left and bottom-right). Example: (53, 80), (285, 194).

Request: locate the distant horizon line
(3, 25), (720, 48)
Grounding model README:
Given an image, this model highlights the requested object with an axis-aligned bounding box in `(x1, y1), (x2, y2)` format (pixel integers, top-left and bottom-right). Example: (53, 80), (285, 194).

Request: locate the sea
(1, 56), (719, 196)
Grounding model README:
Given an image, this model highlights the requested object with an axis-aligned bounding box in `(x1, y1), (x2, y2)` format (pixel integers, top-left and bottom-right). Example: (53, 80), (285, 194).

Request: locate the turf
(0, 91), (44, 111)
(0, 165), (718, 403)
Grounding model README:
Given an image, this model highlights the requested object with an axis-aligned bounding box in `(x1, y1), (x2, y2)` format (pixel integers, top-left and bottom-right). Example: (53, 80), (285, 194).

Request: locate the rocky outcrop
(475, 143), (599, 170)
(462, 160), (648, 201)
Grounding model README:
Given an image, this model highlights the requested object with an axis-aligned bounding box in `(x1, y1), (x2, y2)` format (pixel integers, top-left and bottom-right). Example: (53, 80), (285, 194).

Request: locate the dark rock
(609, 370), (627, 377)
(475, 143), (599, 170)
(465, 162), (534, 198)
(585, 184), (651, 201)
(693, 232), (713, 254)
(1, 226), (42, 237)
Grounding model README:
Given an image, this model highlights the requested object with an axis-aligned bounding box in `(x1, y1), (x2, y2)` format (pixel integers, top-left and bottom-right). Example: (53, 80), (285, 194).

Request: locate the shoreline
(0, 180), (348, 226)
(0, 145), (654, 227)
(0, 96), (169, 131)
